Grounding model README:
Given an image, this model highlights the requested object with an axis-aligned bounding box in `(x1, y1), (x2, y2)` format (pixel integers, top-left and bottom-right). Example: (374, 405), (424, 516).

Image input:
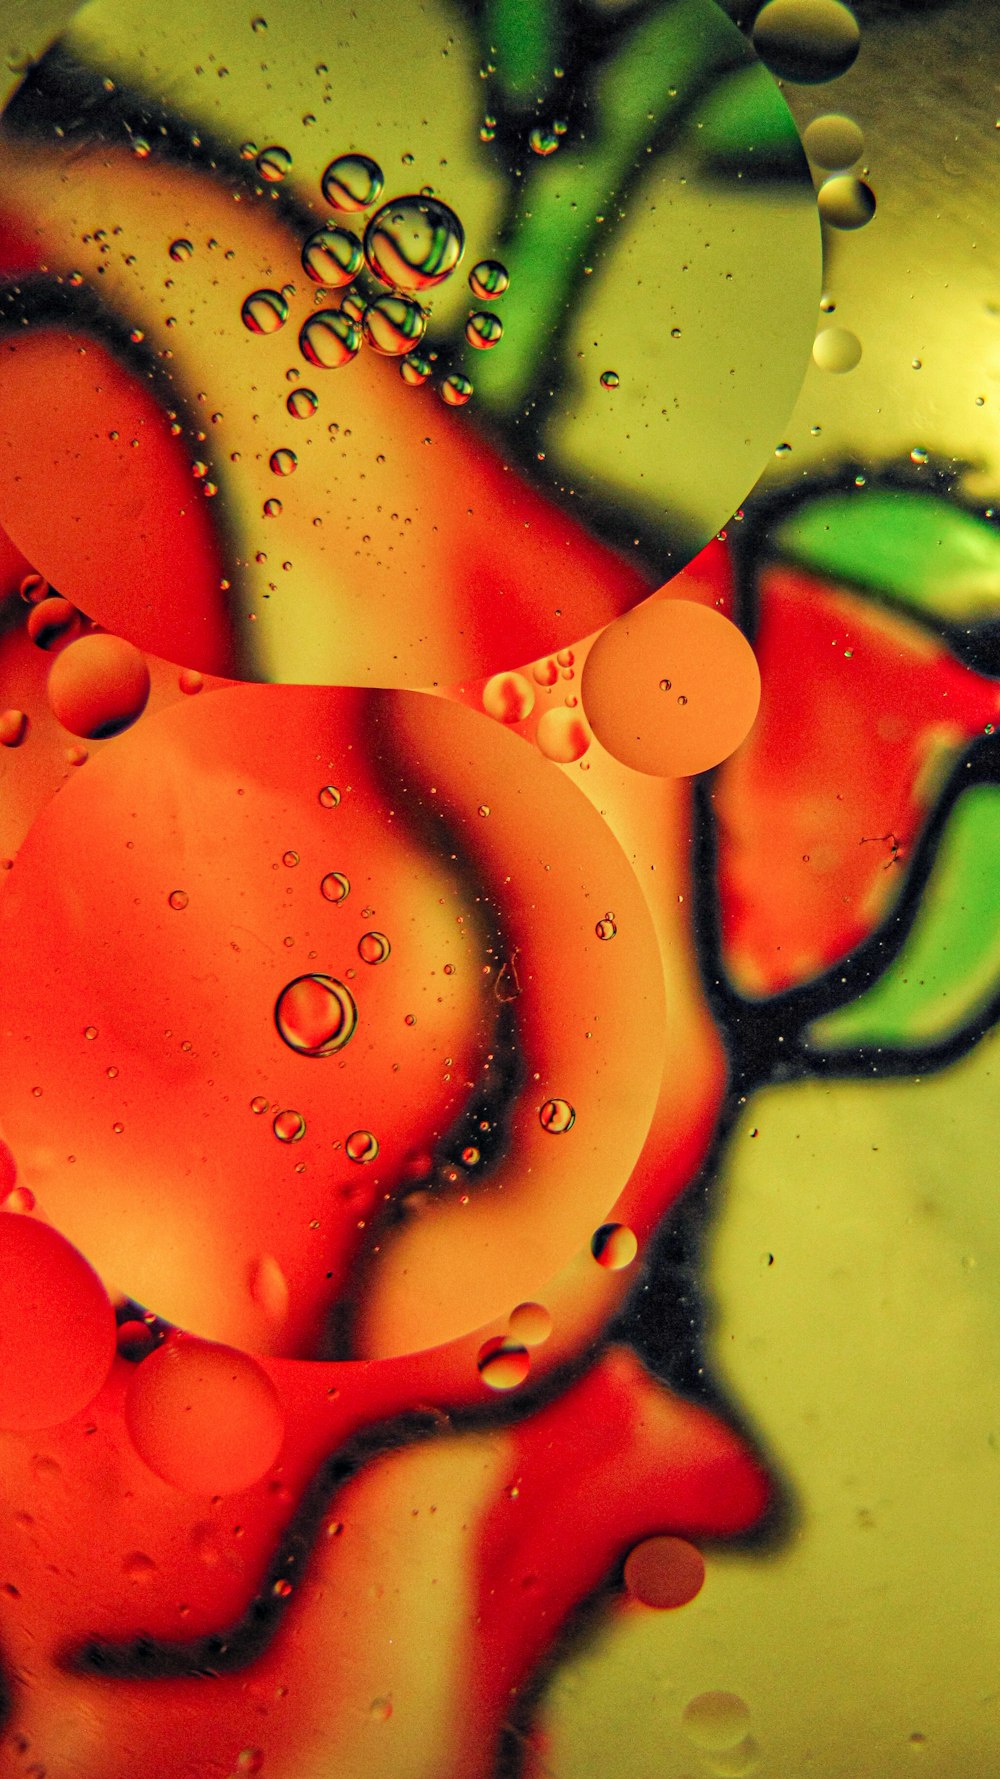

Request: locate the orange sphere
(581, 599), (760, 777)
(0, 1213), (116, 1430)
(125, 1334), (285, 1495)
(47, 633), (151, 738)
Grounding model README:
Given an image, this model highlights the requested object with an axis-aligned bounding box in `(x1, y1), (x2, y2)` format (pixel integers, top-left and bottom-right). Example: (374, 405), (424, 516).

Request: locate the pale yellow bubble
(818, 174), (876, 230)
(681, 1692), (752, 1752)
(752, 0), (860, 85)
(812, 325), (862, 372)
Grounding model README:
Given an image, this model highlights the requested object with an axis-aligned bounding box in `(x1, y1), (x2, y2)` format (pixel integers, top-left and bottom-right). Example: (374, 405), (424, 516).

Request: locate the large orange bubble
(0, 1212), (116, 1429)
(581, 599), (761, 777)
(47, 633), (151, 739)
(124, 1335), (285, 1495)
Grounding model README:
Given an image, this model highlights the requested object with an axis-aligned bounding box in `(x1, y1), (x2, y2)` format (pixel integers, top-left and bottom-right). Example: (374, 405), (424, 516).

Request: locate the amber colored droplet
(623, 1535), (706, 1609)
(477, 1337), (530, 1390)
(539, 1097), (575, 1133)
(507, 1301), (553, 1347)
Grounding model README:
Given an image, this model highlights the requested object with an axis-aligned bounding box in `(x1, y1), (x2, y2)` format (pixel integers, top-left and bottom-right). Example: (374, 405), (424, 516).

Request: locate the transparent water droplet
(318, 784), (341, 808)
(466, 310), (503, 350)
(363, 194), (465, 292)
(358, 931), (390, 964)
(320, 871), (350, 903)
(169, 238), (193, 262)
(469, 258), (509, 300)
(27, 596), (80, 650)
(282, 849), (299, 867)
(272, 1108), (306, 1143)
(322, 153), (384, 213)
(752, 0), (860, 85)
(168, 890), (189, 910)
(250, 1095), (269, 1115)
(241, 288), (289, 335)
(269, 448), (297, 476)
(681, 1692), (751, 1752)
(803, 112), (864, 170)
(477, 1338), (530, 1390)
(813, 326), (862, 372)
(275, 974), (358, 1058)
(400, 350), (433, 386)
(299, 309), (361, 369)
(301, 223), (363, 286)
(256, 144), (292, 183)
(539, 1097), (575, 1134)
(623, 1535), (705, 1609)
(591, 1223), (638, 1270)
(362, 293), (427, 356)
(287, 387), (318, 419)
(440, 373), (473, 407)
(529, 125), (559, 156)
(595, 916), (617, 940)
(263, 497), (283, 518)
(345, 1128), (379, 1163)
(600, 369), (620, 389)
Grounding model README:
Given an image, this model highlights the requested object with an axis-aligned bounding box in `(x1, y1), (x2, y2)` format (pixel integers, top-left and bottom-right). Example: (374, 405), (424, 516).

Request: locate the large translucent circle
(0, 0), (818, 686)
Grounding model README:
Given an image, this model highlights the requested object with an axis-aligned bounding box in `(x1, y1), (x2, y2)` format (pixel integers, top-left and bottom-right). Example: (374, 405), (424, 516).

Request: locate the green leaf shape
(481, 0), (561, 106)
(471, 0), (749, 411)
(685, 62), (803, 177)
(808, 784), (1000, 1052)
(774, 490), (1000, 624)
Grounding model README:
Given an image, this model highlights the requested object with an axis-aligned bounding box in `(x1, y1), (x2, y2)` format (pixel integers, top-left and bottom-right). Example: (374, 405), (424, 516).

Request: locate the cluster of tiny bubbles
(358, 931), (390, 965)
(269, 447), (298, 476)
(600, 369), (620, 389)
(507, 1301), (553, 1347)
(468, 258), (509, 300)
(400, 351), (433, 386)
(539, 1096), (575, 1134)
(440, 372), (473, 407)
(273, 1108), (306, 1142)
(751, 0), (861, 85)
(482, 670), (535, 724)
(817, 174), (876, 230)
(591, 1222), (638, 1270)
(169, 238), (193, 262)
(477, 1336), (531, 1391)
(256, 144), (292, 183)
(241, 288), (289, 335)
(362, 293), (427, 357)
(299, 310), (361, 369)
(465, 310), (503, 351)
(322, 152), (385, 213)
(318, 783), (341, 808)
(301, 223), (363, 287)
(595, 914), (617, 941)
(287, 387), (318, 419)
(813, 325), (862, 373)
(320, 870), (350, 903)
(345, 1128), (379, 1163)
(274, 973), (358, 1058)
(363, 194), (465, 292)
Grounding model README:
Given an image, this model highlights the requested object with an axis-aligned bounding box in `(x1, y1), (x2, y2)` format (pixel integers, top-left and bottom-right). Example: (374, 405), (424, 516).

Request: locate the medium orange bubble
(581, 599), (760, 777)
(47, 633), (151, 738)
(0, 1213), (116, 1429)
(125, 1335), (285, 1494)
(623, 1535), (706, 1608)
(507, 1301), (553, 1346)
(477, 1337), (531, 1390)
